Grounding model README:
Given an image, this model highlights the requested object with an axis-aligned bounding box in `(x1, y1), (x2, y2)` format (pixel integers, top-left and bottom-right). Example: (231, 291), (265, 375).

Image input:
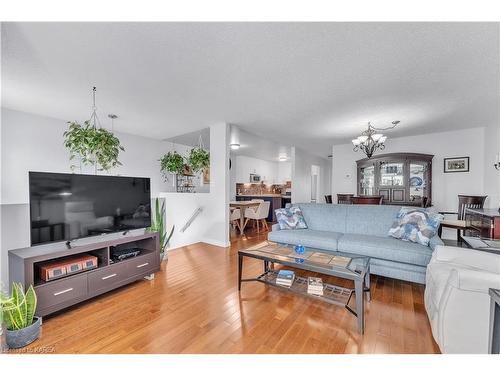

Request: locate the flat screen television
(29, 172), (151, 245)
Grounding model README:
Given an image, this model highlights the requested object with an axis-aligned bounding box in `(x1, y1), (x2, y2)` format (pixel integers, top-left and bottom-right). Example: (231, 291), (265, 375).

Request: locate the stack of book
(276, 270), (295, 287)
(307, 277), (324, 296)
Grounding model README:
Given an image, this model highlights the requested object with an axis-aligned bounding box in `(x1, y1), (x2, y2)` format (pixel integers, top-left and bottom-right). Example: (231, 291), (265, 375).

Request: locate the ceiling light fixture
(352, 121), (400, 158)
(108, 114), (118, 132)
(278, 152), (288, 162)
(230, 143), (240, 150)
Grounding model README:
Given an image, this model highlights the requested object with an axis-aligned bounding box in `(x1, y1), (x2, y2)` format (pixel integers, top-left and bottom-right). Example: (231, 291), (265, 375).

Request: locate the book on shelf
(307, 277), (324, 296)
(276, 269), (295, 287)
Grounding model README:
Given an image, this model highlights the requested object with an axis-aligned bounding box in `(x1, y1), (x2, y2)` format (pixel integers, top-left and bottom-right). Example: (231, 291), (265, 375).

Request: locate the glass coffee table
(238, 241), (371, 334)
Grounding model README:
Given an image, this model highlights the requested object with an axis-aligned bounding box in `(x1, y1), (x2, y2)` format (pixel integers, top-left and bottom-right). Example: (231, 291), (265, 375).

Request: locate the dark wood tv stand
(8, 230), (160, 317)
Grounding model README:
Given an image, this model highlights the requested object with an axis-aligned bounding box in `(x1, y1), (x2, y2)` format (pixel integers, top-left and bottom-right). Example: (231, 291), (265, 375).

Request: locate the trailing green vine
(160, 151), (185, 175)
(187, 147), (210, 173)
(63, 120), (125, 172)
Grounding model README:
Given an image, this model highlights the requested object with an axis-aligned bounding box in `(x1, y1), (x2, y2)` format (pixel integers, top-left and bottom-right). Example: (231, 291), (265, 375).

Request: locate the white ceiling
(230, 125), (292, 163)
(2, 22), (499, 158)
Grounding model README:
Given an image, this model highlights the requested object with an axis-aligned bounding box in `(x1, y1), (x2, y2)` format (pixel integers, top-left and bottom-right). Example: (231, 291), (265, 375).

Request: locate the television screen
(29, 172), (151, 245)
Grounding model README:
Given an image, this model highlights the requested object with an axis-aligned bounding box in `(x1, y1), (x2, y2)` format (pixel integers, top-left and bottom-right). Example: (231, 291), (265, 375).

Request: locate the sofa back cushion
(293, 203), (407, 237)
(293, 203), (347, 232)
(344, 204), (402, 236)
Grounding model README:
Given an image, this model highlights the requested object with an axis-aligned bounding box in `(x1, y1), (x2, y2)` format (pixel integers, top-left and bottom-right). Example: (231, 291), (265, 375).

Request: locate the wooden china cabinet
(356, 153), (433, 206)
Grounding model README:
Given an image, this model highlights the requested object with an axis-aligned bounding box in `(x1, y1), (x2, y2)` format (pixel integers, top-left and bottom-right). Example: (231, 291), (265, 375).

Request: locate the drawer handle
(54, 288), (73, 296)
(136, 263), (149, 268)
(102, 273), (117, 280)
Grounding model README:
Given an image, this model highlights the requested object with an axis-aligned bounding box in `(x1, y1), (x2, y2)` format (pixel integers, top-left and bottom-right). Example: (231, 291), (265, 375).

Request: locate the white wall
(0, 108), (169, 285)
(278, 161), (292, 183)
(483, 121), (500, 209)
(160, 123), (230, 249)
(291, 146), (332, 204)
(332, 127), (486, 212)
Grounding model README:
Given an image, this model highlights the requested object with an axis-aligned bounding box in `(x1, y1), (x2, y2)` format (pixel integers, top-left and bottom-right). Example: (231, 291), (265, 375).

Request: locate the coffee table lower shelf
(243, 270), (358, 315)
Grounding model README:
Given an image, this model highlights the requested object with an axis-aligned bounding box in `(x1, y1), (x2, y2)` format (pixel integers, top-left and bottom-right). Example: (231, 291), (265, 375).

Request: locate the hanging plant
(160, 151), (185, 175)
(187, 147), (210, 173)
(63, 120), (125, 172)
(63, 87), (124, 172)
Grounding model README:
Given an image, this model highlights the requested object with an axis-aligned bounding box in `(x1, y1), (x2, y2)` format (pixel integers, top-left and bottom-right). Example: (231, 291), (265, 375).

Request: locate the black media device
(29, 171), (151, 245)
(111, 247), (142, 262)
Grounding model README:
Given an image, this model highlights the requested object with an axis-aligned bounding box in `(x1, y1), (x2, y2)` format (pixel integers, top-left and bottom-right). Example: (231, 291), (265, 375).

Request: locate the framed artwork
(444, 157), (469, 173)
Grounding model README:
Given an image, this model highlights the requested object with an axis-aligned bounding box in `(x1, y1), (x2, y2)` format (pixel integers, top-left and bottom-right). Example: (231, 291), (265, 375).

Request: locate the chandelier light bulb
(372, 133), (383, 142)
(352, 139), (361, 146)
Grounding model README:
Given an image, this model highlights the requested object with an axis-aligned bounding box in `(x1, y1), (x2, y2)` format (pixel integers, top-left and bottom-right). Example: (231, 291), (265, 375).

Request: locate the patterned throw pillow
(388, 207), (443, 246)
(275, 206), (308, 230)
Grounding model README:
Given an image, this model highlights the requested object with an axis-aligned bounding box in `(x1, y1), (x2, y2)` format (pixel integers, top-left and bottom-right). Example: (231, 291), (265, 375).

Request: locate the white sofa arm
(448, 267), (500, 293)
(271, 223), (281, 232)
(433, 245), (500, 274)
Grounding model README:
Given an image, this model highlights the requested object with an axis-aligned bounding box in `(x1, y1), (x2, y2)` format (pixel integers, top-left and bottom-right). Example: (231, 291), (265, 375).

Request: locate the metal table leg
(238, 254), (243, 291)
(364, 266), (371, 302)
(354, 279), (365, 334)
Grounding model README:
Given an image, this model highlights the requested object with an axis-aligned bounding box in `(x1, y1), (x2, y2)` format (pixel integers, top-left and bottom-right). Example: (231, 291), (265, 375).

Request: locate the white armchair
(424, 245), (500, 353)
(244, 201), (270, 231)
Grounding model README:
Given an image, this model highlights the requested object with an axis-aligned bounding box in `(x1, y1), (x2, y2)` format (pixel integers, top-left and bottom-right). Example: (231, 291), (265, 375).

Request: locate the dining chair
(438, 194), (487, 241)
(229, 208), (242, 232)
(324, 195), (333, 204)
(351, 196), (383, 205)
(244, 201), (271, 232)
(337, 194), (354, 205)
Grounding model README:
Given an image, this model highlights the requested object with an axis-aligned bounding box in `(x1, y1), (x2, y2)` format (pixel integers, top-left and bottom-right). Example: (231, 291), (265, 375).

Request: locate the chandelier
(352, 121), (400, 158)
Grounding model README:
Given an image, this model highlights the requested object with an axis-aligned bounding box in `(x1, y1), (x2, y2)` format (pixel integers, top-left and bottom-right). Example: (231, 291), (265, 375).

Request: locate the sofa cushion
(275, 206), (308, 230)
(388, 207), (443, 246)
(337, 233), (433, 266)
(268, 229), (342, 252)
(344, 205), (402, 237)
(293, 203), (347, 232)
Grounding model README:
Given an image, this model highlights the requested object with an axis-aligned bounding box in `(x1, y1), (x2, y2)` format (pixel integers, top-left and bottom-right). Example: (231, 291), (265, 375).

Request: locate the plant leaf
(25, 285), (37, 326)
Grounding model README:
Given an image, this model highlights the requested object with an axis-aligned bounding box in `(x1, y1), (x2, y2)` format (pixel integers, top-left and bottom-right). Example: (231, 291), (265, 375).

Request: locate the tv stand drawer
(36, 274), (87, 310)
(88, 262), (129, 293)
(126, 252), (158, 273)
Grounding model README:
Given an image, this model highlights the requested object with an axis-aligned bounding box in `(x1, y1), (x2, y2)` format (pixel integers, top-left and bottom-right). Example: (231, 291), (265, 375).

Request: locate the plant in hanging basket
(160, 151), (185, 175)
(63, 120), (125, 172)
(187, 147), (210, 173)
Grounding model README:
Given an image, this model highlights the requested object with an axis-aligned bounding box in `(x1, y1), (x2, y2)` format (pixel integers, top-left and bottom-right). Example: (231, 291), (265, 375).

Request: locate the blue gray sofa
(268, 203), (444, 284)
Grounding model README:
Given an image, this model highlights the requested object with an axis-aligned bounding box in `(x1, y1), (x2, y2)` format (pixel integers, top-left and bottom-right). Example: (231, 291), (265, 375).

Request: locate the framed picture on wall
(444, 156), (469, 173)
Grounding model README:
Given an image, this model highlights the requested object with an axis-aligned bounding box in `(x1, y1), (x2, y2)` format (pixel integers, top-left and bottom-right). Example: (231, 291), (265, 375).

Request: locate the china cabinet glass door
(360, 165), (375, 195)
(409, 162), (427, 204)
(379, 162), (404, 187)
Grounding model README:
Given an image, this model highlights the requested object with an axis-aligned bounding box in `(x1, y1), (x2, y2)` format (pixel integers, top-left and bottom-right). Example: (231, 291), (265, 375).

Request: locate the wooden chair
(351, 196), (383, 205)
(337, 194), (354, 205)
(324, 195), (333, 204)
(438, 195), (487, 241)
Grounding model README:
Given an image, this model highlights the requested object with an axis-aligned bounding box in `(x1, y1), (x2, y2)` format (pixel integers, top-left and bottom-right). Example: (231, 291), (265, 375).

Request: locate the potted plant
(148, 198), (175, 260)
(160, 151), (185, 176)
(187, 147), (210, 174)
(63, 120), (125, 172)
(0, 283), (40, 349)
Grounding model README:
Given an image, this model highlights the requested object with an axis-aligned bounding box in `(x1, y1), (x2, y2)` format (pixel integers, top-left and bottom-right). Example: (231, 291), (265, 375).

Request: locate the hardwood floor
(15, 227), (440, 354)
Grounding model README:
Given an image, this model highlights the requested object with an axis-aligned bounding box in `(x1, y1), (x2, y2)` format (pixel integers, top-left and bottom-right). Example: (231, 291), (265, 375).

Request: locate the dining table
(229, 201), (260, 235)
